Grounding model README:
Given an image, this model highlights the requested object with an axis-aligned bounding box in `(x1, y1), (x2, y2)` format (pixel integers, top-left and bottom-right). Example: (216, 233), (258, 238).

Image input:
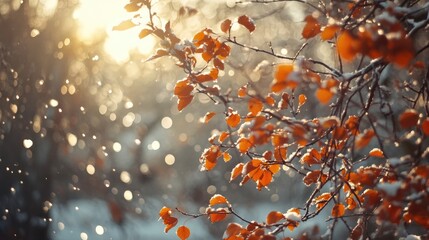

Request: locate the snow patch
(377, 181), (402, 196)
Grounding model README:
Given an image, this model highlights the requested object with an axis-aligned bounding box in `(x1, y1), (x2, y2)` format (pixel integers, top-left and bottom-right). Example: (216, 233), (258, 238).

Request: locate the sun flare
(73, 0), (156, 63)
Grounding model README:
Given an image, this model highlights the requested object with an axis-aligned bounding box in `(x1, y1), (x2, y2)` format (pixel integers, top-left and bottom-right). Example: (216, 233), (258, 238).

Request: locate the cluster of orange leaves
(301, 5), (415, 68)
(114, 0), (429, 238)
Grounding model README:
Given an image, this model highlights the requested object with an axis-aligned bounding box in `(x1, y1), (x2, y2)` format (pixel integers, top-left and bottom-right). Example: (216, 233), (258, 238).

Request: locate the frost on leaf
(209, 194), (229, 206)
(369, 148), (384, 158)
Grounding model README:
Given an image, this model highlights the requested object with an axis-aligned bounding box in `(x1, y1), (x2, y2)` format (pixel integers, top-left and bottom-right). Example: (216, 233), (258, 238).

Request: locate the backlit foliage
(117, 0), (429, 239)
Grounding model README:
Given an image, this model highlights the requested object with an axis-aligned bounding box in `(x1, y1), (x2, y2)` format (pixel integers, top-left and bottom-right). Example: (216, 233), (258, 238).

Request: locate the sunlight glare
(73, 0), (156, 63)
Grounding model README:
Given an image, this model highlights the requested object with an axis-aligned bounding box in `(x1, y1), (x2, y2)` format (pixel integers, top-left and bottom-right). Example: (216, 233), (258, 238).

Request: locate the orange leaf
(242, 159), (262, 176)
(223, 152), (232, 162)
(207, 208), (228, 223)
(174, 79), (193, 97)
(268, 164), (281, 175)
(221, 19), (232, 33)
(230, 163), (244, 182)
(263, 151), (272, 161)
(213, 58), (224, 70)
(315, 88), (333, 104)
(299, 149), (321, 166)
(200, 145), (221, 171)
(422, 118), (429, 135)
(303, 170), (322, 186)
(266, 211), (285, 224)
(210, 194), (229, 206)
(226, 112), (241, 128)
(202, 112), (216, 123)
(355, 129), (375, 149)
(257, 170), (273, 190)
(273, 146), (287, 162)
(176, 225), (191, 240)
(362, 189), (380, 207)
(248, 98), (264, 115)
(274, 64), (293, 83)
(159, 206), (172, 219)
(369, 148), (384, 158)
(237, 15), (255, 32)
(337, 31), (360, 61)
(225, 223), (243, 237)
(163, 216), (178, 233)
(209, 68), (219, 79)
(399, 109), (419, 129)
(302, 15), (321, 39)
(321, 25), (340, 40)
(331, 203), (345, 217)
(238, 86), (247, 97)
(177, 95), (193, 111)
(298, 94), (307, 107)
(346, 197), (357, 210)
(237, 137), (252, 153)
(265, 95), (275, 106)
(218, 131), (230, 143)
(314, 193), (331, 210)
(139, 29), (153, 39)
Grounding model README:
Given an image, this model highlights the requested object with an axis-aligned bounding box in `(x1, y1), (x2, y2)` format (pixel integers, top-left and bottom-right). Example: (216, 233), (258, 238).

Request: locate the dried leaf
(331, 203), (345, 217)
(355, 129), (375, 149)
(174, 79), (193, 97)
(177, 95), (193, 111)
(139, 29), (153, 39)
(303, 170), (322, 186)
(221, 19), (232, 33)
(399, 109), (419, 129)
(225, 223), (243, 237)
(266, 211), (285, 224)
(237, 15), (255, 32)
(163, 216), (178, 233)
(214, 58), (224, 70)
(302, 15), (321, 39)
